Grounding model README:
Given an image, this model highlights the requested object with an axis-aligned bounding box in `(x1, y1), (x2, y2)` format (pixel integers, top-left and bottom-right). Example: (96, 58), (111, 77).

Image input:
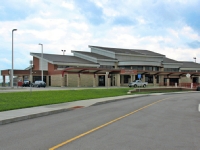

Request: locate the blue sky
(1, 0), (200, 81)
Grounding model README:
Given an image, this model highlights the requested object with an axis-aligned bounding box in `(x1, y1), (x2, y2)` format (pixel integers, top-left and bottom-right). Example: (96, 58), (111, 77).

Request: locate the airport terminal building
(1, 45), (200, 87)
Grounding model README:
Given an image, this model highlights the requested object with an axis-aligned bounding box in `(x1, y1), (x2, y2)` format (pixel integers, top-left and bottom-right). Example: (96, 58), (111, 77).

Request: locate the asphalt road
(0, 93), (199, 150)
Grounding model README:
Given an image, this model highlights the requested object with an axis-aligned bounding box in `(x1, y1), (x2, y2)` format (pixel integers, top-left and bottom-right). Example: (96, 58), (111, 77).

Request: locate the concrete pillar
(105, 73), (109, 87)
(178, 77), (181, 87)
(77, 74), (81, 87)
(66, 74), (69, 86)
(116, 74), (120, 87)
(167, 78), (170, 86)
(108, 76), (111, 87)
(153, 75), (156, 86)
(61, 76), (65, 87)
(93, 74), (96, 87)
(114, 62), (118, 69)
(142, 75), (145, 82)
(130, 75), (135, 82)
(46, 76), (49, 86)
(133, 75), (135, 81)
(3, 75), (5, 87)
(121, 75), (124, 85)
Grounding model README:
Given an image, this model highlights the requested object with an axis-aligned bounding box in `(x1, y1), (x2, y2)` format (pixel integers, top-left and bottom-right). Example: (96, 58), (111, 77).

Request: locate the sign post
(138, 74), (141, 92)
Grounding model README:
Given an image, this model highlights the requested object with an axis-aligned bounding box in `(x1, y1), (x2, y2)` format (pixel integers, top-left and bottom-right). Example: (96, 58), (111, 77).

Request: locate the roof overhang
(61, 67), (121, 76)
(137, 70), (200, 77)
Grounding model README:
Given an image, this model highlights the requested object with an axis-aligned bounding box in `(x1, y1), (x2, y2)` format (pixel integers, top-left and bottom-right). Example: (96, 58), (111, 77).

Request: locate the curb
(0, 107), (75, 125)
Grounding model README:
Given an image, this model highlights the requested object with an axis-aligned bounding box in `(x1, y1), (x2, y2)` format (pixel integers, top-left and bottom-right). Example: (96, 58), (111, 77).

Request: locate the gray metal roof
(89, 46), (165, 56)
(30, 53), (99, 64)
(180, 61), (200, 68)
(72, 51), (117, 60)
(163, 57), (180, 63)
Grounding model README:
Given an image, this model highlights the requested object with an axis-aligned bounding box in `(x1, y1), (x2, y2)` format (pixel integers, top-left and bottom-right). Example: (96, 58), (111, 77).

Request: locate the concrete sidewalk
(0, 94), (143, 125)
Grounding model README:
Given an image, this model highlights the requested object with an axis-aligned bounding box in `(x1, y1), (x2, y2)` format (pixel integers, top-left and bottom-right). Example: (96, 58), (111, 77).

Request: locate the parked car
(22, 81), (33, 87)
(33, 81), (46, 88)
(128, 80), (148, 88)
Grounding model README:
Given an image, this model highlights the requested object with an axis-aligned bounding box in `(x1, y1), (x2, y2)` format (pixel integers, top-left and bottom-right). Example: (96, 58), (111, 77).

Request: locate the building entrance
(98, 75), (105, 86)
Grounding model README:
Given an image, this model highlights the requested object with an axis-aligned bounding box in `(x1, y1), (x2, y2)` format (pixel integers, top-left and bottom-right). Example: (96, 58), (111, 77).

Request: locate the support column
(142, 75), (145, 82)
(66, 74), (69, 87)
(131, 75), (135, 82)
(121, 75), (124, 85)
(46, 76), (49, 86)
(167, 78), (170, 86)
(178, 77), (181, 87)
(3, 75), (6, 87)
(93, 74), (96, 87)
(116, 74), (120, 87)
(108, 75), (111, 87)
(77, 74), (81, 87)
(105, 73), (109, 87)
(153, 75), (156, 86)
(61, 75), (65, 87)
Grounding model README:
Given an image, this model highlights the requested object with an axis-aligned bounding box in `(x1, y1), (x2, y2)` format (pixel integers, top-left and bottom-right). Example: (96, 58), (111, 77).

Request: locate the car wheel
(133, 84), (137, 88)
(143, 84), (146, 88)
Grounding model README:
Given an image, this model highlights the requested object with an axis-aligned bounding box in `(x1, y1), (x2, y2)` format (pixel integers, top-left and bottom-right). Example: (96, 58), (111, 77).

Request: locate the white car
(128, 80), (148, 88)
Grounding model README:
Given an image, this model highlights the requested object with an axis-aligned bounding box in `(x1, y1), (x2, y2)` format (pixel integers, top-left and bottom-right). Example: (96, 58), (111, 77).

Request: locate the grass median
(0, 88), (131, 112)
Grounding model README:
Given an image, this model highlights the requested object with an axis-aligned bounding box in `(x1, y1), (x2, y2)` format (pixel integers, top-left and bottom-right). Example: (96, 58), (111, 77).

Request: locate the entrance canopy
(61, 67), (121, 76)
(137, 70), (200, 77)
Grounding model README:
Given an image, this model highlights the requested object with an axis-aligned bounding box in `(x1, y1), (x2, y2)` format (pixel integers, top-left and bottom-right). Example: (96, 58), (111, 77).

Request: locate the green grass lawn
(0, 88), (130, 112)
(0, 88), (191, 112)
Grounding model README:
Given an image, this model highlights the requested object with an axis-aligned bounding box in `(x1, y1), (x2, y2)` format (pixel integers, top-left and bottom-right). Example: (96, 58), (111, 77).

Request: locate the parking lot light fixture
(61, 50), (66, 55)
(11, 29), (17, 88)
(38, 43), (43, 82)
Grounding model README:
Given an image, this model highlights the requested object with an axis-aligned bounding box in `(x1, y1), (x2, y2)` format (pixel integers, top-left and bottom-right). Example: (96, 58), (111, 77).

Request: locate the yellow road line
(49, 97), (171, 150)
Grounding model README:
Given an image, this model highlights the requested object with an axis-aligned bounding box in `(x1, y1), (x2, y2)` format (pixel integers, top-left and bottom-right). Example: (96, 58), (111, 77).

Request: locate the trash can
(18, 81), (23, 87)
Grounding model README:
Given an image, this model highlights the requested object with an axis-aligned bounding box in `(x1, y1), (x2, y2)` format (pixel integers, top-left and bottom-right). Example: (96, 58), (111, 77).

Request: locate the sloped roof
(89, 45), (165, 56)
(163, 57), (180, 63)
(180, 61), (200, 68)
(72, 51), (117, 60)
(30, 53), (99, 65)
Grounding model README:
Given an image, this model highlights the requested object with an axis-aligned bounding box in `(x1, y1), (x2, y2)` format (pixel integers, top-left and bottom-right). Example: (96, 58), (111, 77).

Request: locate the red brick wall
(33, 57), (39, 70)
(48, 63), (54, 71)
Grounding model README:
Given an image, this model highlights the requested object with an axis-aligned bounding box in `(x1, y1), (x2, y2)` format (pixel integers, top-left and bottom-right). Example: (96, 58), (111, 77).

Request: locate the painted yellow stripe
(49, 97), (171, 150)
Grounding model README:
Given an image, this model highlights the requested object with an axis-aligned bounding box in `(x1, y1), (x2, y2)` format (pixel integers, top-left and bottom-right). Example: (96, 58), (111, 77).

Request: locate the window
(99, 65), (113, 69)
(137, 66), (143, 70)
(164, 68), (179, 72)
(145, 74), (153, 83)
(145, 66), (153, 71)
(181, 70), (196, 72)
(124, 75), (130, 83)
(132, 66), (143, 70)
(119, 66), (131, 69)
(154, 67), (159, 71)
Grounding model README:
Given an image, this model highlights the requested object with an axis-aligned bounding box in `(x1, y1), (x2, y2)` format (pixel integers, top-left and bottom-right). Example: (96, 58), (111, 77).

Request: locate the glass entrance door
(98, 75), (105, 86)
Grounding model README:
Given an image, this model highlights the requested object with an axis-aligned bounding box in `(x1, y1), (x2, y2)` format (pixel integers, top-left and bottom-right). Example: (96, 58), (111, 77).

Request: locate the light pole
(11, 29), (17, 88)
(61, 50), (66, 55)
(193, 57), (196, 63)
(39, 43), (43, 81)
(30, 60), (33, 93)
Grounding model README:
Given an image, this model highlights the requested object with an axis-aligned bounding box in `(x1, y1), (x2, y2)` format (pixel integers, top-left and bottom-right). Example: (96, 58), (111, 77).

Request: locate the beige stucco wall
(180, 77), (192, 83)
(51, 74), (63, 86)
(67, 74), (78, 87)
(67, 74), (96, 87)
(80, 74), (94, 87)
